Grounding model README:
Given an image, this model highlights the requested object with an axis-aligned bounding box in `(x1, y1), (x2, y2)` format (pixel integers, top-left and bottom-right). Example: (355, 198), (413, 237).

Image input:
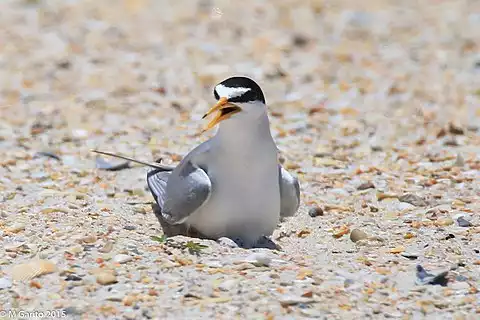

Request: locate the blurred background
(0, 0), (479, 168)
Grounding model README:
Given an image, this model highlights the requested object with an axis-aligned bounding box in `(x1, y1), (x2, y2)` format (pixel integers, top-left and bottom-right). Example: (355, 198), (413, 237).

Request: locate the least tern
(146, 76), (300, 247)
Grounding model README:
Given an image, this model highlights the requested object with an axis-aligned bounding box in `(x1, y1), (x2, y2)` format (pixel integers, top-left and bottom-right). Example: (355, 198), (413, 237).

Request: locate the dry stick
(91, 149), (174, 171)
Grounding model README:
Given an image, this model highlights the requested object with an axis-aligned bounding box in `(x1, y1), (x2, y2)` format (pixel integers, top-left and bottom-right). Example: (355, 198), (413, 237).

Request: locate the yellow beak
(201, 97), (241, 132)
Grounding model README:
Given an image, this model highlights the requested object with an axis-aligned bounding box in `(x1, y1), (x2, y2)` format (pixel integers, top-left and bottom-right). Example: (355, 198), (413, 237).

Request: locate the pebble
(398, 193), (427, 207)
(436, 217), (454, 226)
(123, 311), (137, 320)
(66, 245), (83, 254)
(457, 217), (472, 227)
(308, 206), (324, 217)
(217, 237), (239, 248)
(81, 235), (97, 244)
(204, 260), (223, 268)
(450, 282), (470, 291)
(99, 241), (114, 253)
(133, 206), (147, 214)
(401, 251), (420, 260)
(245, 252), (271, 267)
(357, 181), (375, 190)
(65, 274), (82, 281)
(96, 272), (117, 285)
(64, 306), (86, 316)
(106, 294), (125, 302)
(300, 308), (328, 318)
(113, 254), (133, 264)
(6, 223), (25, 233)
(350, 228), (368, 242)
(397, 202), (415, 211)
(218, 279), (239, 291)
(0, 277), (12, 289)
(278, 295), (314, 306)
(142, 309), (154, 319)
(454, 153), (465, 167)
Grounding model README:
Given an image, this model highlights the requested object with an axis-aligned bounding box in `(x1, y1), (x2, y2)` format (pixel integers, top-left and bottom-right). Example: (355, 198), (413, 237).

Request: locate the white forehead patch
(215, 84), (250, 99)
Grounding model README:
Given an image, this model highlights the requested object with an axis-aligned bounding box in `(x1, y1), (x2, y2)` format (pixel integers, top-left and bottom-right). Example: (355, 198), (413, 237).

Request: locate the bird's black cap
(214, 76), (266, 104)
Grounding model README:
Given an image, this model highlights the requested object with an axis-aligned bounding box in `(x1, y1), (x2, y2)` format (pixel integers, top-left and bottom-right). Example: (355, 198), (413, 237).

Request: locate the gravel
(0, 0), (479, 319)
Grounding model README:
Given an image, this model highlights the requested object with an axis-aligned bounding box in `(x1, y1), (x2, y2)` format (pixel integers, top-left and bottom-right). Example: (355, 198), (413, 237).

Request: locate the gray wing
(146, 144), (212, 225)
(279, 165), (300, 218)
(146, 169), (171, 209)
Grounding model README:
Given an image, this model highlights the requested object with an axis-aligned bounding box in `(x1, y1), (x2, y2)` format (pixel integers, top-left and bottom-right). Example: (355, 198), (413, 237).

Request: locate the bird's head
(202, 76), (266, 132)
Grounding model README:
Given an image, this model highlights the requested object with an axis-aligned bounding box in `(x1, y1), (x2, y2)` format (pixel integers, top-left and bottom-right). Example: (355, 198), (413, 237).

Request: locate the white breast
(187, 133), (280, 244)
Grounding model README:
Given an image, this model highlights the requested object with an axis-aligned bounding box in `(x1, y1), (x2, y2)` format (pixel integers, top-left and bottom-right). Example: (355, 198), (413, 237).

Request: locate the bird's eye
(213, 89), (220, 101)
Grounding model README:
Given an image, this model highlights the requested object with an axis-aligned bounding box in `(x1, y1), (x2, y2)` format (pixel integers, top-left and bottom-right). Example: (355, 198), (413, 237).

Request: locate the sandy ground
(0, 0), (479, 319)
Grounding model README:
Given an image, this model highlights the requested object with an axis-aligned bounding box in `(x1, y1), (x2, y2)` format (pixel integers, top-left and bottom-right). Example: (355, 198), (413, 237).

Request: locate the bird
(146, 76), (300, 248)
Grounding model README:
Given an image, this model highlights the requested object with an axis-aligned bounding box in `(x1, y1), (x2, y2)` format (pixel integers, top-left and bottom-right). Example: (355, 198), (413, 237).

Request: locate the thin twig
(91, 149), (174, 170)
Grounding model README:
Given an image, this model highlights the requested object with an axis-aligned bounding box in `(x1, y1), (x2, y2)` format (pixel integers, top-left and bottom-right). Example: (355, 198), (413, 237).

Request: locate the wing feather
(147, 161), (211, 225)
(279, 165), (300, 218)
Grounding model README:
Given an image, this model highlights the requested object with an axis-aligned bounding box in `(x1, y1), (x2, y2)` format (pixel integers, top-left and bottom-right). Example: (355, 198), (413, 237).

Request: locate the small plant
(150, 235), (167, 243)
(185, 241), (208, 255)
(150, 235), (208, 255)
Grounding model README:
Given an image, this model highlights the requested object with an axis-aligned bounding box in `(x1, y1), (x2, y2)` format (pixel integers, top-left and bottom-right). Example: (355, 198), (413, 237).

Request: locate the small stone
(401, 252), (419, 260)
(142, 309), (154, 319)
(357, 181), (375, 190)
(124, 225), (136, 231)
(457, 217), (472, 227)
(123, 295), (136, 306)
(66, 245), (83, 254)
(300, 309), (327, 318)
(6, 223), (25, 233)
(398, 194), (427, 207)
(350, 229), (368, 242)
(448, 123), (464, 135)
(377, 192), (398, 201)
(131, 188), (145, 197)
(133, 206), (146, 214)
(81, 235), (97, 244)
(106, 294), (124, 302)
(436, 217), (454, 226)
(450, 282), (470, 291)
(204, 260), (223, 268)
(218, 279), (239, 291)
(65, 274), (82, 281)
(279, 295), (314, 306)
(308, 206), (324, 217)
(390, 246), (405, 254)
(292, 34), (309, 47)
(96, 272), (117, 285)
(0, 277), (12, 289)
(454, 153), (465, 167)
(123, 311), (137, 320)
(397, 202), (415, 211)
(245, 252), (271, 267)
(113, 254), (133, 264)
(72, 129), (89, 139)
(4, 243), (26, 252)
(217, 237), (239, 248)
(99, 241), (114, 253)
(64, 306), (85, 316)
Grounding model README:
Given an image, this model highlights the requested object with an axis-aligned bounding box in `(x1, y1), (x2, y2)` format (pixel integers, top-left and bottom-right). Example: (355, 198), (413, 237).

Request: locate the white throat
(214, 107), (274, 147)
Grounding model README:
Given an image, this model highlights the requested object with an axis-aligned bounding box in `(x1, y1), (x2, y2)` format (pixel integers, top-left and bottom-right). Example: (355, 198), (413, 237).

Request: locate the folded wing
(147, 160), (211, 225)
(279, 165), (300, 217)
